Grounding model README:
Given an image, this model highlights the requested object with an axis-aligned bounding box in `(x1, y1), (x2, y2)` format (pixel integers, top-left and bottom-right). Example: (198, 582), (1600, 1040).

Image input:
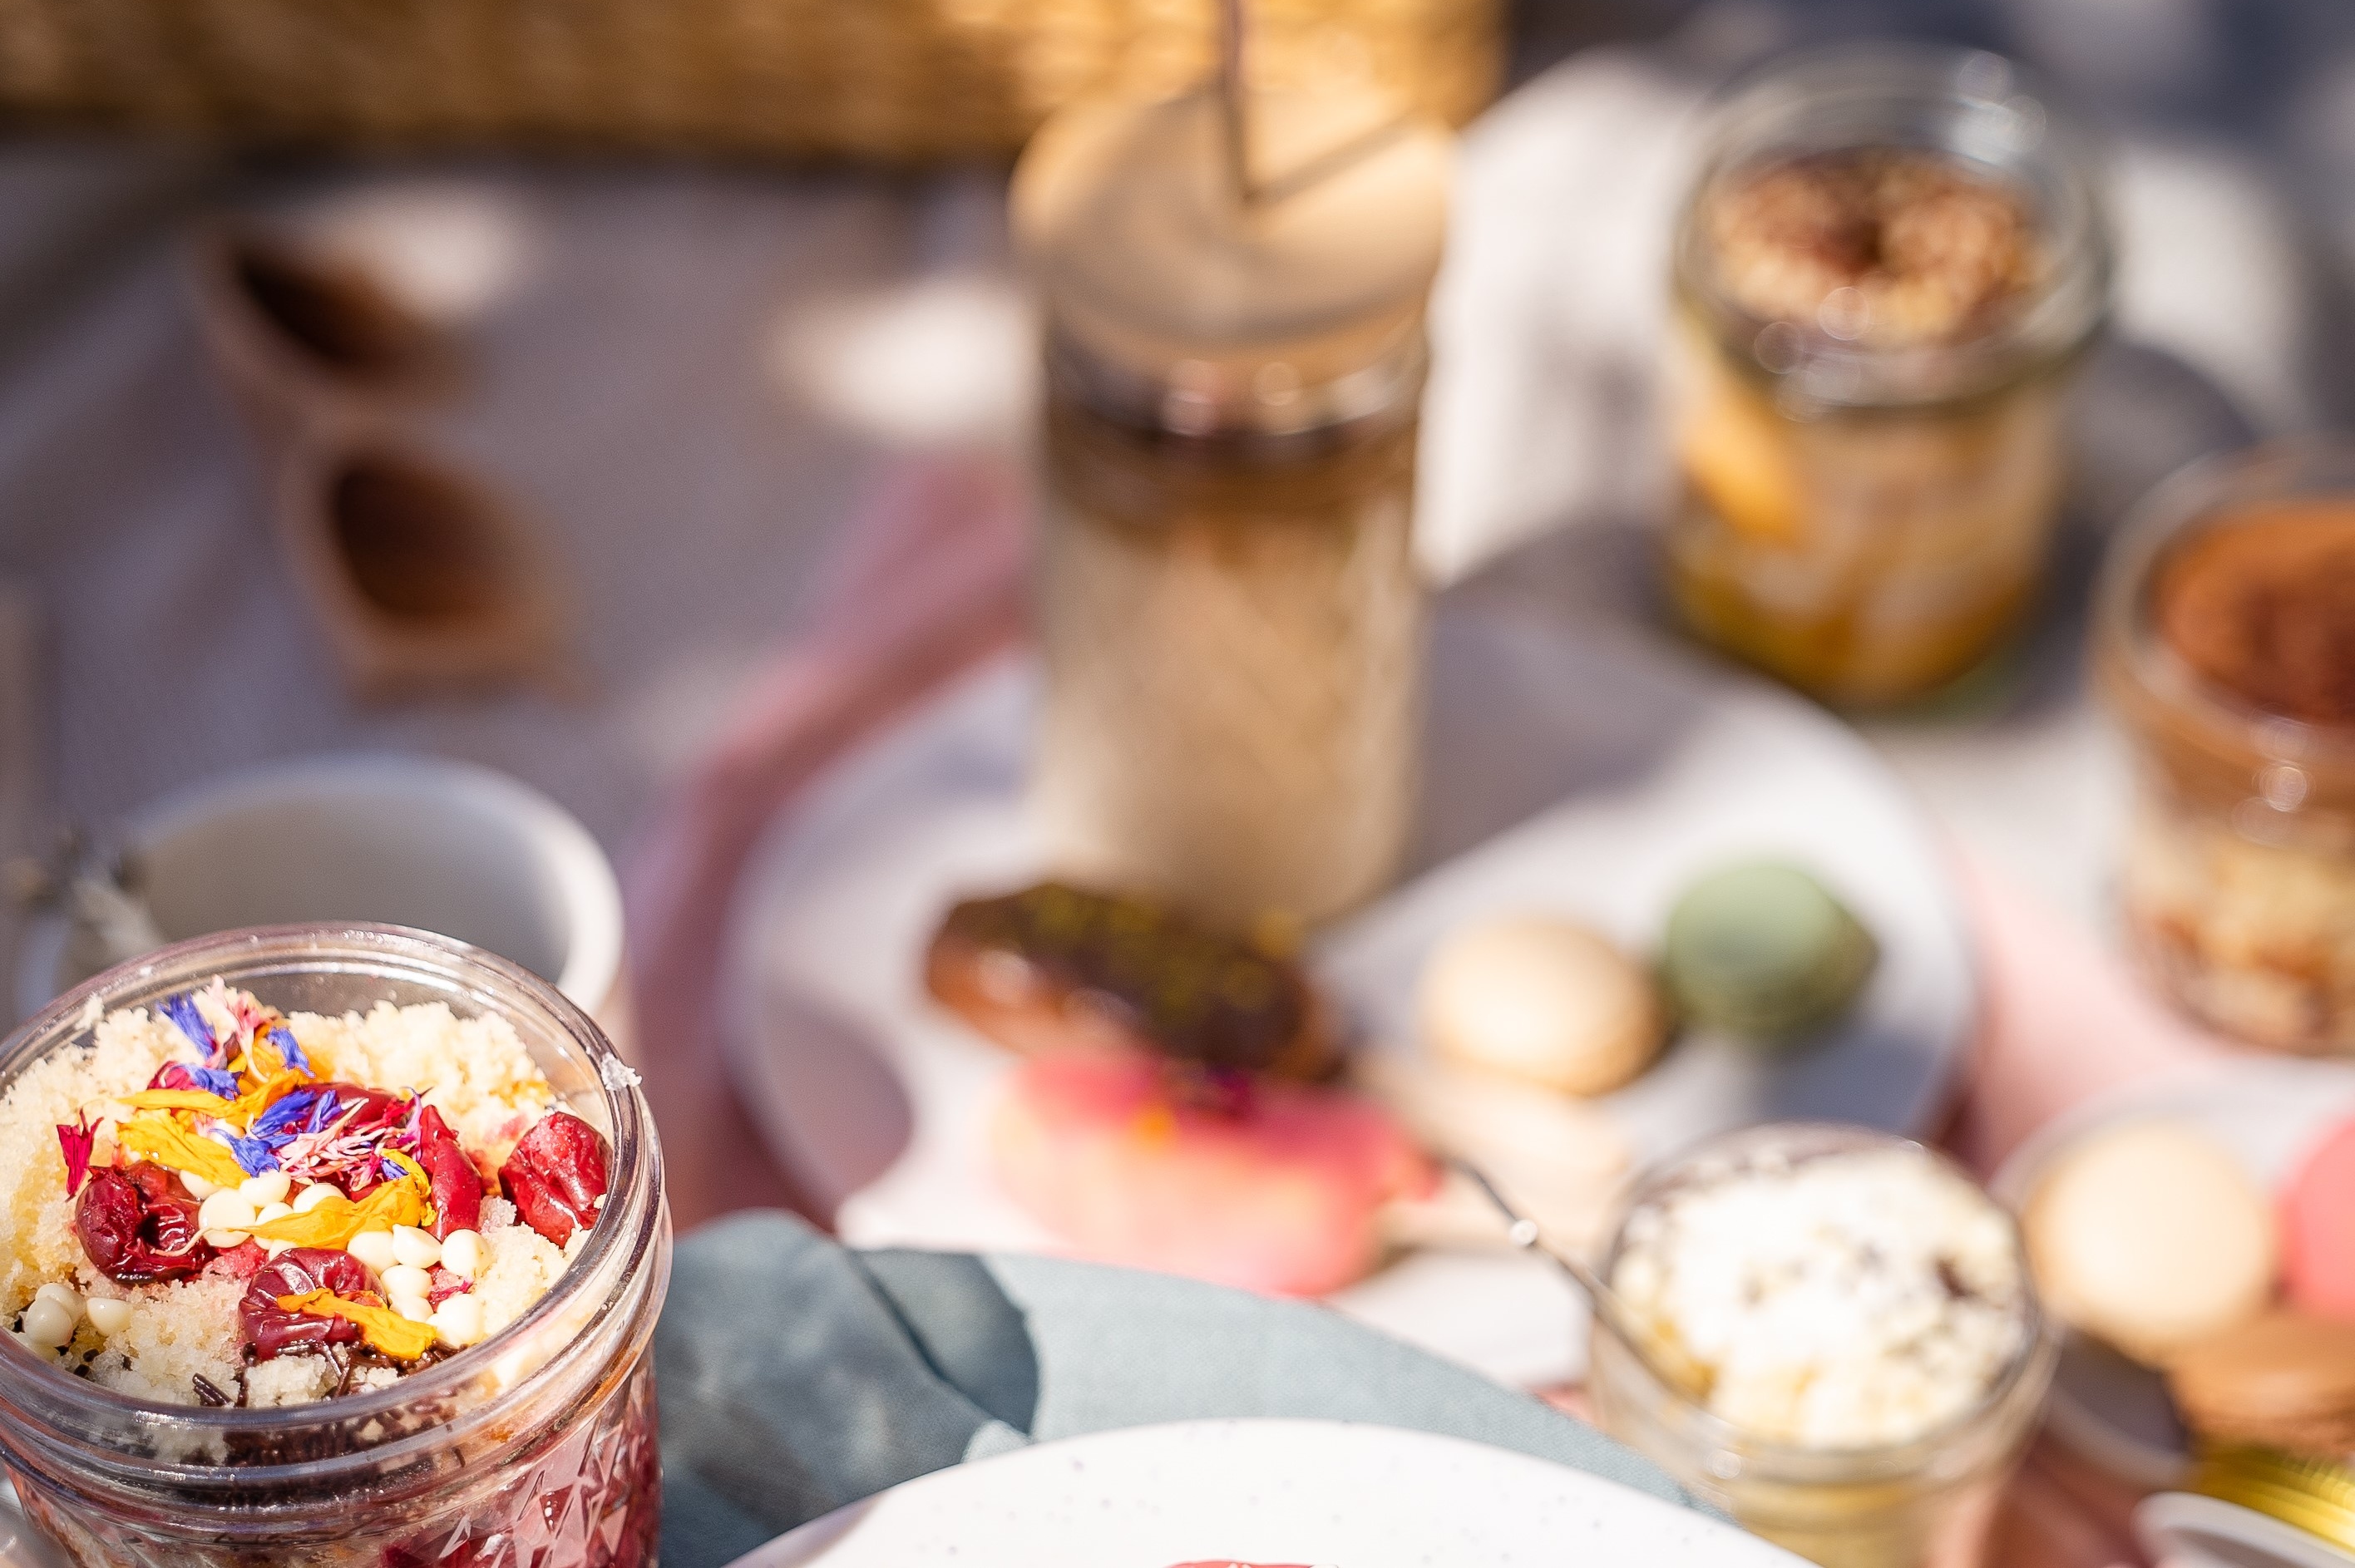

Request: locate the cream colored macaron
(1418, 915), (1664, 1097)
(2026, 1118), (2277, 1365)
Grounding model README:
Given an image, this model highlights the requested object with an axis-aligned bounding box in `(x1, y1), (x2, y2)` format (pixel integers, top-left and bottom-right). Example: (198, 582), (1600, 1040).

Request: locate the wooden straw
(1217, 0), (1256, 206)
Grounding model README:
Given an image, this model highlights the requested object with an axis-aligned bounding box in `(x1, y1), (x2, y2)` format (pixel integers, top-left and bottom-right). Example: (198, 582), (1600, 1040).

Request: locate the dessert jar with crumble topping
(1665, 47), (2111, 707)
(2097, 443), (2355, 1053)
(1587, 1124), (2056, 1568)
(0, 925), (669, 1567)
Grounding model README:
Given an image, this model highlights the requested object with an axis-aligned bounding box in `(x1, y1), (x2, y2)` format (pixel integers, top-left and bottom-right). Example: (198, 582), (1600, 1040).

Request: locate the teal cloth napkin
(654, 1212), (1696, 1567)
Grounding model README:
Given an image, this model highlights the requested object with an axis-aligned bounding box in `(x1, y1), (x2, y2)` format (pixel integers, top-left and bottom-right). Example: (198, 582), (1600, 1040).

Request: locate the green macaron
(1661, 862), (1877, 1042)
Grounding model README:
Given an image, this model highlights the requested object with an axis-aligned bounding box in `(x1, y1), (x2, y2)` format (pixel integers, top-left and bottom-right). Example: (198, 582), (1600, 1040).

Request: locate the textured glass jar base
(1590, 1329), (2020, 1568)
(2120, 787), (2355, 1053)
(1034, 387), (1424, 931)
(1662, 324), (2067, 708)
(7, 1354), (659, 1568)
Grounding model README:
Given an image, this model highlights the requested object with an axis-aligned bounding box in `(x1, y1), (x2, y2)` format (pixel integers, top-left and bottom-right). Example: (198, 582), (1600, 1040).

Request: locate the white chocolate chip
(261, 1240), (296, 1259)
(390, 1225), (442, 1270)
(438, 1230), (484, 1280)
(197, 1191), (257, 1234)
(430, 1294), (484, 1349)
(239, 1171), (292, 1206)
(201, 1228), (251, 1249)
(380, 1265), (432, 1300)
(83, 1298), (131, 1336)
(293, 1182), (338, 1213)
(20, 1299), (74, 1349)
(178, 1171), (221, 1201)
(253, 1202), (294, 1226)
(348, 1230), (399, 1272)
(33, 1283), (81, 1319)
(391, 1293), (434, 1324)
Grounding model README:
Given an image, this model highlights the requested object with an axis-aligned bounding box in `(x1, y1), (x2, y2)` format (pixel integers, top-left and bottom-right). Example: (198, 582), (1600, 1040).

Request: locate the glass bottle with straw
(1014, 0), (1450, 934)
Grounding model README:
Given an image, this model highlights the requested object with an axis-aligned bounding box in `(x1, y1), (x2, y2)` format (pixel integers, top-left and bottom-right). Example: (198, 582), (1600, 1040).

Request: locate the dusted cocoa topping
(2154, 504), (2355, 726)
(1701, 149), (2043, 347)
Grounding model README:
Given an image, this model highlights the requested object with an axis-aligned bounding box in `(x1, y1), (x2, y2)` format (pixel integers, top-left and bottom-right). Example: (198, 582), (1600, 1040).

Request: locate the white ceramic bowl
(17, 754), (622, 1026)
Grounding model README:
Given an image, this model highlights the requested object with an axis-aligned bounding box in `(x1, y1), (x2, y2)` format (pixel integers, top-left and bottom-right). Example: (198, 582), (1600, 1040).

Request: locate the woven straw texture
(0, 0), (1499, 160)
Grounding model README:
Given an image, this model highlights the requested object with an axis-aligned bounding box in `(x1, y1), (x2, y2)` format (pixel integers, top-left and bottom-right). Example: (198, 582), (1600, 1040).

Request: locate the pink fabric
(622, 452), (1028, 1230)
(621, 457), (2239, 1566)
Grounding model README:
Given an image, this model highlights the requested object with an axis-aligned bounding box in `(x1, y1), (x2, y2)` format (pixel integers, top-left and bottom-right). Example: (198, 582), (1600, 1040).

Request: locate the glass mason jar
(0, 925), (669, 1568)
(1015, 84), (1448, 932)
(2096, 444), (2355, 1053)
(1664, 47), (2111, 708)
(1587, 1124), (2057, 1568)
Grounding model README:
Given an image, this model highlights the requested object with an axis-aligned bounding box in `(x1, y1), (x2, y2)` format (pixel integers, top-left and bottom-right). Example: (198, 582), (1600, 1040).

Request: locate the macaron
(2167, 1311), (2355, 1457)
(1419, 915), (1664, 1097)
(2283, 1116), (2355, 1322)
(2025, 1119), (2277, 1365)
(1661, 863), (1876, 1040)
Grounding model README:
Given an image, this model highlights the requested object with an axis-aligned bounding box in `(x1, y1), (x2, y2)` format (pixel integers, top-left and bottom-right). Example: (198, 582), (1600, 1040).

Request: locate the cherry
(239, 1247), (375, 1360)
(497, 1112), (610, 1248)
(75, 1165), (215, 1284)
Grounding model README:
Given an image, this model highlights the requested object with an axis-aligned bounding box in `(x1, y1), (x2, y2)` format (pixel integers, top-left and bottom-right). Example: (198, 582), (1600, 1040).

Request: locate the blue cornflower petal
(183, 1064), (241, 1099)
(265, 1024), (310, 1075)
(158, 994), (216, 1059)
(252, 1089), (324, 1141)
(304, 1091), (341, 1134)
(223, 1133), (280, 1176)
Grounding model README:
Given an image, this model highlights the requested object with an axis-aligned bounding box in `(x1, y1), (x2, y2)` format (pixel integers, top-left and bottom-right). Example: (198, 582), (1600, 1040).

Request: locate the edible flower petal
(119, 1089), (236, 1117)
(246, 1173), (430, 1250)
(55, 1117), (96, 1196)
(261, 1024), (311, 1077)
(272, 1288), (438, 1361)
(221, 1071), (309, 1133)
(154, 1063), (241, 1098)
(115, 1115), (249, 1191)
(158, 994), (218, 1061)
(225, 1134), (280, 1176)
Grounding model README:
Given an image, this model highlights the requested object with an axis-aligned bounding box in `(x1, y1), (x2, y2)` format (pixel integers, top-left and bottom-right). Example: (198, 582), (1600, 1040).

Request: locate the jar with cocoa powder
(1666, 47), (2111, 706)
(2098, 444), (2355, 1053)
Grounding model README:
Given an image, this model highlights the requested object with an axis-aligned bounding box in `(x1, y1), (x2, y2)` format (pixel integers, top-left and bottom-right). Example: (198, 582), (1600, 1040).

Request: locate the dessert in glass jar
(0, 925), (668, 1566)
(1665, 46), (2111, 706)
(2097, 442), (2355, 1052)
(1015, 80), (1447, 930)
(1587, 1124), (2055, 1568)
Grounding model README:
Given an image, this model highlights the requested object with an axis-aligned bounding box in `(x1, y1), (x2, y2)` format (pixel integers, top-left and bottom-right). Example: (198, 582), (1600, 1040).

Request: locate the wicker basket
(0, 0), (1500, 160)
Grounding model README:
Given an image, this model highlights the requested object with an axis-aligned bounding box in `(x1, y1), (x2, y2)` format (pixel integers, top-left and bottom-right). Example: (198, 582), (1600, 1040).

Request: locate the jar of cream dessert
(1588, 1123), (2056, 1568)
(2097, 443), (2355, 1053)
(0, 925), (669, 1567)
(1014, 78), (1447, 931)
(1664, 46), (2111, 707)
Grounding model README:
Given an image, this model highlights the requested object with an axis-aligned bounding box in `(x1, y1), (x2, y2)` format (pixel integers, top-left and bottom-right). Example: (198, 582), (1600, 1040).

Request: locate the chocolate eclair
(923, 881), (1336, 1081)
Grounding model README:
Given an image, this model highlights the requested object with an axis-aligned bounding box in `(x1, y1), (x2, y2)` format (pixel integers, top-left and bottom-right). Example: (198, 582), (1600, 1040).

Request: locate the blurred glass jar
(1013, 82), (1449, 931)
(1587, 1123), (2056, 1568)
(0, 925), (668, 1568)
(1664, 47), (2111, 707)
(2097, 444), (2355, 1053)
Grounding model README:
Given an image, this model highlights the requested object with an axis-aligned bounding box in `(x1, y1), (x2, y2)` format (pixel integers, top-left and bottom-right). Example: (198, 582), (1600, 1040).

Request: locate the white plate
(732, 1418), (1806, 1567)
(723, 609), (1973, 1385)
(1991, 1058), (2355, 1489)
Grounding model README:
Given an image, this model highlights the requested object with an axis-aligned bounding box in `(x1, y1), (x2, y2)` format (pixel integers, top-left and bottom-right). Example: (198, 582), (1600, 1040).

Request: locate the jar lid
(1013, 83), (1449, 431)
(2139, 1485), (2355, 1568)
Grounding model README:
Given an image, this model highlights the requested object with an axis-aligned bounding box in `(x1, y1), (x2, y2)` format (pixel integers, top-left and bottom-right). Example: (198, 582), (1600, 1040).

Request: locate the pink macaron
(2283, 1116), (2355, 1322)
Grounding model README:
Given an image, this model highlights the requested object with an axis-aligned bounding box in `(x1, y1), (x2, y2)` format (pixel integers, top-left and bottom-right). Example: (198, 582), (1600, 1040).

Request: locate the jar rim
(1671, 42), (2113, 412)
(1594, 1120), (2057, 1472)
(0, 923), (664, 1478)
(2096, 438), (2355, 770)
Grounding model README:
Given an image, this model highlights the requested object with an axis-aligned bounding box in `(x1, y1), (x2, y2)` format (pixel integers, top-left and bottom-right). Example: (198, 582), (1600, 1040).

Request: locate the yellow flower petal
(117, 1090), (235, 1116)
(115, 1116), (249, 1191)
(274, 1289), (438, 1361)
(220, 1071), (309, 1132)
(247, 1176), (431, 1250)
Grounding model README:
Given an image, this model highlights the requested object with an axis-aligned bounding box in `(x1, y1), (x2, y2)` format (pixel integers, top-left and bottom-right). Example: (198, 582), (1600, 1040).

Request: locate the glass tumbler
(1587, 1124), (2057, 1568)
(1664, 46), (2111, 707)
(2097, 442), (2355, 1053)
(0, 925), (669, 1568)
